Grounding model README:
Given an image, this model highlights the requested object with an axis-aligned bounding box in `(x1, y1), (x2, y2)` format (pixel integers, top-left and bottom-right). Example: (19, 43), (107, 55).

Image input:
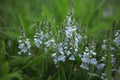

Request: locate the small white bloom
(58, 55), (66, 62)
(78, 54), (82, 58)
(21, 47), (27, 53)
(52, 53), (57, 57)
(65, 30), (72, 38)
(97, 63), (105, 69)
(18, 43), (24, 49)
(53, 57), (58, 64)
(28, 52), (32, 56)
(59, 48), (64, 55)
(80, 63), (89, 70)
(69, 55), (75, 61)
(75, 48), (78, 52)
(102, 44), (106, 49)
(90, 58), (97, 65)
(90, 50), (96, 55)
(25, 40), (31, 49)
(81, 58), (90, 63)
(18, 40), (22, 43)
(65, 50), (71, 56)
(18, 51), (22, 55)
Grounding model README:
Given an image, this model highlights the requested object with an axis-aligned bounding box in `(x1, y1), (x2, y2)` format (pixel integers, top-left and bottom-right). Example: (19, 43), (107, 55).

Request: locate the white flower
(85, 47), (89, 52)
(18, 51), (22, 55)
(101, 56), (106, 61)
(81, 58), (90, 63)
(52, 53), (57, 57)
(114, 37), (120, 46)
(45, 40), (51, 47)
(65, 50), (71, 56)
(25, 40), (31, 49)
(21, 47), (27, 53)
(113, 30), (120, 46)
(59, 48), (64, 55)
(103, 39), (107, 43)
(58, 55), (66, 62)
(69, 55), (75, 61)
(18, 38), (31, 55)
(111, 47), (115, 51)
(102, 44), (106, 49)
(75, 48), (78, 52)
(90, 58), (97, 65)
(18, 43), (24, 49)
(97, 63), (105, 69)
(53, 57), (58, 64)
(28, 52), (32, 56)
(77, 33), (82, 43)
(90, 50), (96, 55)
(78, 54), (82, 58)
(34, 38), (42, 47)
(65, 30), (73, 38)
(80, 63), (89, 70)
(18, 40), (22, 43)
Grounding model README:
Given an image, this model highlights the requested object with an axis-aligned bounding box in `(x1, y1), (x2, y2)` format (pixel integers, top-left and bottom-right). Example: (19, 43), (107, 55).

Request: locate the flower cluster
(113, 30), (120, 46)
(18, 26), (31, 55)
(34, 21), (56, 52)
(102, 39), (107, 49)
(80, 46), (97, 70)
(52, 10), (82, 65)
(17, 8), (120, 80)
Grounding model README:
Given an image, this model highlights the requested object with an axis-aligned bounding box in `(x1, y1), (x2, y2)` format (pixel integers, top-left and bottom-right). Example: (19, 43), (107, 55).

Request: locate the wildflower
(76, 33), (82, 44)
(80, 63), (89, 70)
(80, 46), (98, 70)
(101, 39), (107, 49)
(65, 50), (71, 56)
(97, 63), (105, 70)
(90, 58), (97, 65)
(69, 55), (75, 61)
(81, 57), (90, 63)
(18, 26), (31, 55)
(102, 44), (107, 49)
(52, 53), (57, 57)
(18, 38), (31, 55)
(34, 31), (43, 47)
(58, 55), (66, 62)
(113, 30), (120, 46)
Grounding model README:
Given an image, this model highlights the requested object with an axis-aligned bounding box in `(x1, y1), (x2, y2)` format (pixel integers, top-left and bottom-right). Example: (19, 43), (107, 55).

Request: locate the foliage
(0, 0), (120, 80)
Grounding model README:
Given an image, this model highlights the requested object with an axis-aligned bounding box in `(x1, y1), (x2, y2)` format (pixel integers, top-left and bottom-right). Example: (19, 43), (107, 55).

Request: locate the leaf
(21, 52), (48, 69)
(89, 73), (100, 78)
(0, 61), (9, 76)
(0, 72), (22, 80)
(115, 72), (120, 80)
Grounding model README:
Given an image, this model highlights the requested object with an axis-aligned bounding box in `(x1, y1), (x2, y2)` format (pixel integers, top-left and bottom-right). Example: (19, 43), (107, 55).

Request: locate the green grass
(0, 0), (120, 80)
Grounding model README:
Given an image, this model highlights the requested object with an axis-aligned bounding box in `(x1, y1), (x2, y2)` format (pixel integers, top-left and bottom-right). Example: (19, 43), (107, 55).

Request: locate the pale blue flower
(80, 63), (89, 70)
(102, 44), (106, 49)
(58, 55), (66, 62)
(90, 50), (96, 55)
(34, 38), (42, 47)
(18, 43), (24, 49)
(65, 50), (71, 56)
(114, 37), (120, 46)
(81, 58), (90, 63)
(69, 55), (75, 61)
(90, 58), (97, 65)
(18, 37), (31, 55)
(114, 30), (120, 46)
(97, 63), (105, 69)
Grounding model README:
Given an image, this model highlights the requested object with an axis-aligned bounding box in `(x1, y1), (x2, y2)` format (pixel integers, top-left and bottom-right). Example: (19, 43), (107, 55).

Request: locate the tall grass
(0, 0), (120, 80)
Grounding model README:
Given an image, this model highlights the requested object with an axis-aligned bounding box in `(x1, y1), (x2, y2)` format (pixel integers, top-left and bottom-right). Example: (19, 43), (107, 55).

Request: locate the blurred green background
(0, 0), (120, 53)
(0, 0), (120, 80)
